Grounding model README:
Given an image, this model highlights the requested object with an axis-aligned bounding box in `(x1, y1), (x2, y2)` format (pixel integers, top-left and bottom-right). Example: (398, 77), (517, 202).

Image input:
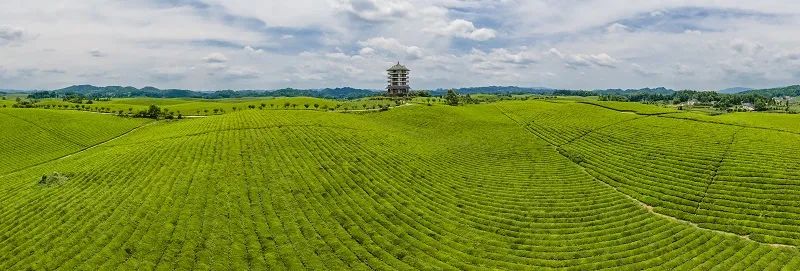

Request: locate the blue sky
(1, 0), (799, 91)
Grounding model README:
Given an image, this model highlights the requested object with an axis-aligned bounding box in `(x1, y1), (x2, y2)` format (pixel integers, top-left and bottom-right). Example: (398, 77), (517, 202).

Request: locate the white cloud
(428, 19), (497, 41)
(333, 0), (414, 22)
(606, 23), (630, 33)
(244, 46), (264, 54)
(202, 52), (229, 63)
(358, 37), (424, 59)
(549, 48), (620, 69)
(1, 0), (800, 90)
(358, 47), (376, 55)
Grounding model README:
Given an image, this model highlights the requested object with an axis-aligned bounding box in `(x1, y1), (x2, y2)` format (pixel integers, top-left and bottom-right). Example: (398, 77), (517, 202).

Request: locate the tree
(445, 89), (459, 106)
(755, 100), (769, 111)
(213, 108), (220, 114)
(314, 103), (319, 109)
(147, 105), (161, 119)
(304, 103), (310, 109)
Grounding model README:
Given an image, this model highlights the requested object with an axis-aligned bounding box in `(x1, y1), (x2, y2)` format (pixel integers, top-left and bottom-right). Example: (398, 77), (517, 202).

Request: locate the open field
(1, 99), (799, 269)
(31, 97), (401, 115)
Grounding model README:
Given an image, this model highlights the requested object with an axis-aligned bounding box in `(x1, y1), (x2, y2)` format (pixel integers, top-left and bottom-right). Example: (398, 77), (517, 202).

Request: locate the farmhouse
(741, 102), (755, 111)
(387, 62), (410, 97)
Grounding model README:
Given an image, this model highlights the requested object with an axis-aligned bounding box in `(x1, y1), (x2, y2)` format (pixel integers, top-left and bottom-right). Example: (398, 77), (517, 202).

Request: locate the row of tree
(597, 90), (791, 111)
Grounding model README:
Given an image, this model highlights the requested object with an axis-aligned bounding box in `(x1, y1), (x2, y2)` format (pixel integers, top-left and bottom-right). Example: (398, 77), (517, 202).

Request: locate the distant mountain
(592, 87), (675, 96)
(741, 85), (800, 97)
(719, 87), (753, 94)
(432, 86), (553, 95)
(33, 85), (381, 99)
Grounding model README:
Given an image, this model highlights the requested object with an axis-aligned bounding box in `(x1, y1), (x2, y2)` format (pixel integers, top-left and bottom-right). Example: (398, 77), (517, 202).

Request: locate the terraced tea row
(0, 109), (148, 174)
(0, 106), (798, 269)
(499, 101), (800, 248)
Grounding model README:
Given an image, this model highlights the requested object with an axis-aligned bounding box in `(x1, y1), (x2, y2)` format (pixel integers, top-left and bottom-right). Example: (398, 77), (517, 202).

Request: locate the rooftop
(387, 62), (410, 71)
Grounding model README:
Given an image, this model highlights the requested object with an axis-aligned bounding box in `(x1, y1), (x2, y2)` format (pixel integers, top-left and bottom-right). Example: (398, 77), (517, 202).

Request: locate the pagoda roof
(387, 62), (409, 71)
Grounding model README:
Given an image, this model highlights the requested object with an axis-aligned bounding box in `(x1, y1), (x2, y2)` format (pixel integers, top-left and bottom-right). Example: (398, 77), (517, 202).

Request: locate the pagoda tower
(386, 62), (410, 96)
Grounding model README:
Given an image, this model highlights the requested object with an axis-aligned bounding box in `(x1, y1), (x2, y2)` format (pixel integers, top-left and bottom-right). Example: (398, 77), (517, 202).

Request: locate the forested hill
(741, 85), (800, 97)
(592, 87), (674, 95)
(432, 86), (553, 95)
(29, 85), (380, 99)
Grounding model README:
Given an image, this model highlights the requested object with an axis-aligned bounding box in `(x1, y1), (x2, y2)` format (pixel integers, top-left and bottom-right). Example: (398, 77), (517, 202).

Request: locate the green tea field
(1, 99), (799, 270)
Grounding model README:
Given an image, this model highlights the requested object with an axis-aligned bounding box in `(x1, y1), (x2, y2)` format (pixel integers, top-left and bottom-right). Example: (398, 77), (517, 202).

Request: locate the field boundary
(577, 100), (800, 136)
(494, 104), (797, 250)
(576, 101), (676, 116)
(559, 115), (647, 147)
(695, 127), (743, 213)
(658, 114), (800, 136)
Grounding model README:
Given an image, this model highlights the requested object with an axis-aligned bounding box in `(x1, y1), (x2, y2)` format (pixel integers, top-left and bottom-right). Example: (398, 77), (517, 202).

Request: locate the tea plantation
(0, 100), (798, 270)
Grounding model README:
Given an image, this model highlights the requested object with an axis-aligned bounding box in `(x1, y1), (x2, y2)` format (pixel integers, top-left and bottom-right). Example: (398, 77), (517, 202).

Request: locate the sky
(1, 0), (800, 91)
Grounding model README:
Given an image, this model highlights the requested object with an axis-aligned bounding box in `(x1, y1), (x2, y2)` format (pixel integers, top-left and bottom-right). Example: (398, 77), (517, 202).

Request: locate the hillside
(0, 102), (799, 269)
(432, 86), (553, 95)
(34, 85), (380, 99)
(719, 87), (754, 94)
(0, 109), (149, 174)
(741, 85), (800, 97)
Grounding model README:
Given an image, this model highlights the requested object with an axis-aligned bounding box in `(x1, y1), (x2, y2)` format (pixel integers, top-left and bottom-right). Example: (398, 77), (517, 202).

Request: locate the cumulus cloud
(358, 37), (423, 59)
(428, 19), (497, 41)
(333, 0), (413, 22)
(2, 1), (800, 90)
(549, 48), (620, 69)
(244, 46), (264, 54)
(202, 52), (229, 63)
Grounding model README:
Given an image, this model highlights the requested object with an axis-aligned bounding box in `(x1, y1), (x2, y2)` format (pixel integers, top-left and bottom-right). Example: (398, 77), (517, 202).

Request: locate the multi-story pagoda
(386, 62), (410, 97)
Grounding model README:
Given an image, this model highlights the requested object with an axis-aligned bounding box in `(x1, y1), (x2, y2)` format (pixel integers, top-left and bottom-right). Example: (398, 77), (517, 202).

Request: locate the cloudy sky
(1, 0), (800, 91)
